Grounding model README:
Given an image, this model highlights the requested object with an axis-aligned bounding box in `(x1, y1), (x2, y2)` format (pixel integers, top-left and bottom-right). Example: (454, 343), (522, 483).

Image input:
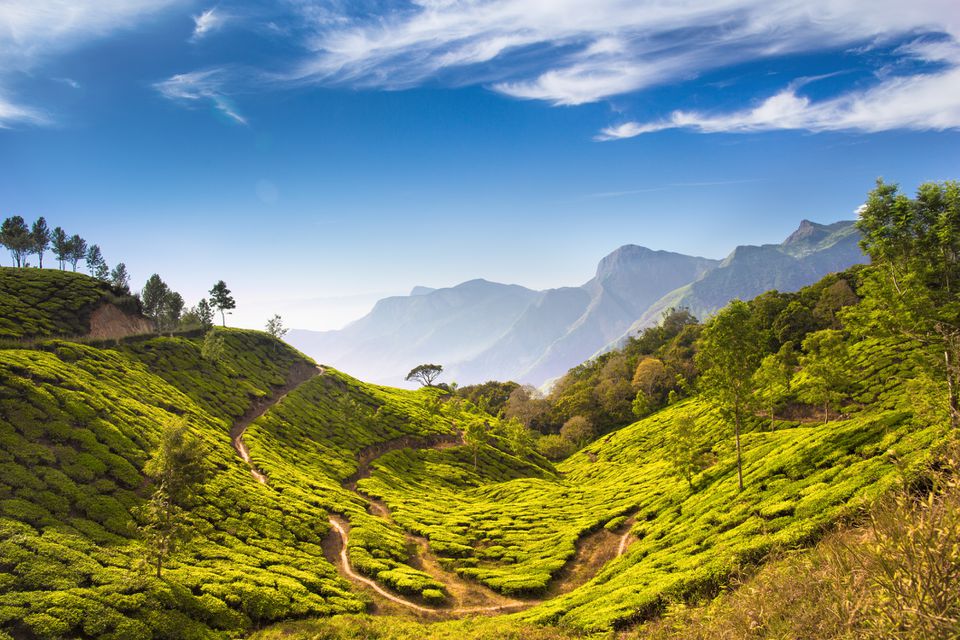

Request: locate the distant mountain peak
(410, 286), (436, 296)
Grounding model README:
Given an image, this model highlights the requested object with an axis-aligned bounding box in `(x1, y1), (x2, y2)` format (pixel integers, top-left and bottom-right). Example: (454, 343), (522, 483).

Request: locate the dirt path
(227, 376), (639, 617)
(230, 361), (322, 485)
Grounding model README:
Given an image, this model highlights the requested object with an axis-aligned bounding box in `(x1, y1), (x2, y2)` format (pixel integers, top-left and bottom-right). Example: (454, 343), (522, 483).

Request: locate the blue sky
(1, 0), (958, 330)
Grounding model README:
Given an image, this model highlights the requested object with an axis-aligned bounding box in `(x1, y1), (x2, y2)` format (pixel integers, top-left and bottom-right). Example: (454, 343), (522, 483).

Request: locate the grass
(349, 337), (948, 631)
(0, 267), (138, 340)
(0, 266), (955, 639)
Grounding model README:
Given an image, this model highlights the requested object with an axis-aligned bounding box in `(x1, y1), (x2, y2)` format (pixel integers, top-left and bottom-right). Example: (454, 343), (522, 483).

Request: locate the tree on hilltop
(161, 292), (185, 332)
(51, 227), (69, 270)
(196, 299), (214, 331)
(67, 234), (87, 272)
(30, 217), (50, 268)
(142, 274), (170, 332)
(209, 280), (235, 327)
(266, 314), (288, 339)
(696, 299), (764, 491)
(406, 363), (443, 387)
(0, 216), (32, 267)
(110, 262), (131, 294)
(86, 244), (108, 281)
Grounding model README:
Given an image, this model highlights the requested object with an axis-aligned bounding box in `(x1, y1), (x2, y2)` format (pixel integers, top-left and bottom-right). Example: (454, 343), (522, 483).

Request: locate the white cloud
(287, 0), (957, 102)
(0, 91), (47, 128)
(191, 7), (226, 41)
(154, 69), (248, 125)
(598, 41), (960, 138)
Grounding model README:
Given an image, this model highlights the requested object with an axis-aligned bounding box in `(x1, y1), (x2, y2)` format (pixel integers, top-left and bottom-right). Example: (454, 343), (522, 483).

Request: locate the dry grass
(638, 444), (960, 640)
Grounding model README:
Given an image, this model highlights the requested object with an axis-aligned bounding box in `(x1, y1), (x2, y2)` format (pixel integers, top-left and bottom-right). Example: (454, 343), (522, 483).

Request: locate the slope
(0, 267), (148, 340)
(621, 220), (865, 339)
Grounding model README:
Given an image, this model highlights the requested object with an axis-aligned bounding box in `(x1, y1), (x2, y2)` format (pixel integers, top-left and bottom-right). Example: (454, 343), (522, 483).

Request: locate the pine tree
(142, 274), (170, 332)
(86, 244), (109, 281)
(51, 227), (69, 270)
(67, 235), (87, 272)
(30, 217), (50, 268)
(110, 263), (131, 294)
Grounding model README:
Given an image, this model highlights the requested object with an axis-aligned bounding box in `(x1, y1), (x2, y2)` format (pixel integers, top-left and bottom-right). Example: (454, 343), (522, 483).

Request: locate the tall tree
(51, 227), (69, 270)
(142, 274), (170, 333)
(160, 292), (185, 332)
(30, 217), (50, 268)
(696, 300), (764, 491)
(135, 421), (208, 578)
(67, 235), (87, 272)
(463, 419), (490, 469)
(86, 244), (108, 281)
(752, 342), (796, 425)
(795, 330), (850, 423)
(0, 216), (32, 267)
(209, 280), (235, 327)
(265, 314), (288, 339)
(195, 299), (214, 332)
(405, 363), (443, 387)
(664, 413), (708, 489)
(855, 179), (960, 427)
(110, 262), (131, 294)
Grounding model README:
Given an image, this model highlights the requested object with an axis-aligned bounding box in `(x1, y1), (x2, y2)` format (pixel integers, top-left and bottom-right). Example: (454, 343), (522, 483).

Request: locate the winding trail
(230, 362), (322, 485)
(228, 369), (640, 617)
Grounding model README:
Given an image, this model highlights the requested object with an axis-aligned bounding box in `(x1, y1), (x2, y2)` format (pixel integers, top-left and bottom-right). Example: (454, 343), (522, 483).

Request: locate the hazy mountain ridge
(616, 219), (866, 347)
(288, 220), (866, 386)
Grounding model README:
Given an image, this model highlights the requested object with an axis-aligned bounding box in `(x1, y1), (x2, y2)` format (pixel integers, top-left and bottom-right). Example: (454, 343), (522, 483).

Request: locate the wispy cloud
(0, 92), (47, 128)
(154, 69), (248, 125)
(597, 40), (960, 138)
(191, 7), (227, 41)
(0, 0), (184, 127)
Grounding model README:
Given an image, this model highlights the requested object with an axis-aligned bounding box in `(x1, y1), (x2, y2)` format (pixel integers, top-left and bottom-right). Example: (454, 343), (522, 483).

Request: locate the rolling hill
(0, 263), (953, 639)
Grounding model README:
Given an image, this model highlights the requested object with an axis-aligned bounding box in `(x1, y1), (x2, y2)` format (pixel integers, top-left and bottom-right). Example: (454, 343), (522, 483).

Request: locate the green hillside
(0, 269), (528, 639)
(0, 267), (140, 340)
(1, 179), (958, 640)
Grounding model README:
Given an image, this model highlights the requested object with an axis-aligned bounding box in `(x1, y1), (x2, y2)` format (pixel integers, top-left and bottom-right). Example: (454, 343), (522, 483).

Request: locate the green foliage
(560, 416), (594, 448)
(406, 364), (444, 387)
(209, 281), (236, 327)
(696, 300), (764, 490)
(0, 267), (139, 340)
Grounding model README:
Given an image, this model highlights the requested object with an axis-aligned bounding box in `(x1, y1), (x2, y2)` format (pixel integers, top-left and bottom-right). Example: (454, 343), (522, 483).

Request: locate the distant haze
(288, 219), (867, 387)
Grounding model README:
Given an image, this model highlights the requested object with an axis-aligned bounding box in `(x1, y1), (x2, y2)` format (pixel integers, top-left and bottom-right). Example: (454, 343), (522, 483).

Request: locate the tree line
(0, 215), (134, 293)
(140, 275), (237, 334)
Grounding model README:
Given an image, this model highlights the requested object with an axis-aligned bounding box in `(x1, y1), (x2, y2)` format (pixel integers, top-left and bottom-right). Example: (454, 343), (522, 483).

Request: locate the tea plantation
(0, 267), (138, 340)
(0, 267), (955, 639)
(0, 277), (528, 638)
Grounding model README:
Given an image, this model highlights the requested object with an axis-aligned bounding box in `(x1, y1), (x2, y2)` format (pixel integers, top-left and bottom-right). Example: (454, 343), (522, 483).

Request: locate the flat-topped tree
(209, 280), (235, 327)
(405, 363), (443, 387)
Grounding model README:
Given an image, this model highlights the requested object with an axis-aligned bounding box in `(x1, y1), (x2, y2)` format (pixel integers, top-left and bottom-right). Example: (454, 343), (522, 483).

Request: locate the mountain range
(288, 219), (866, 386)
